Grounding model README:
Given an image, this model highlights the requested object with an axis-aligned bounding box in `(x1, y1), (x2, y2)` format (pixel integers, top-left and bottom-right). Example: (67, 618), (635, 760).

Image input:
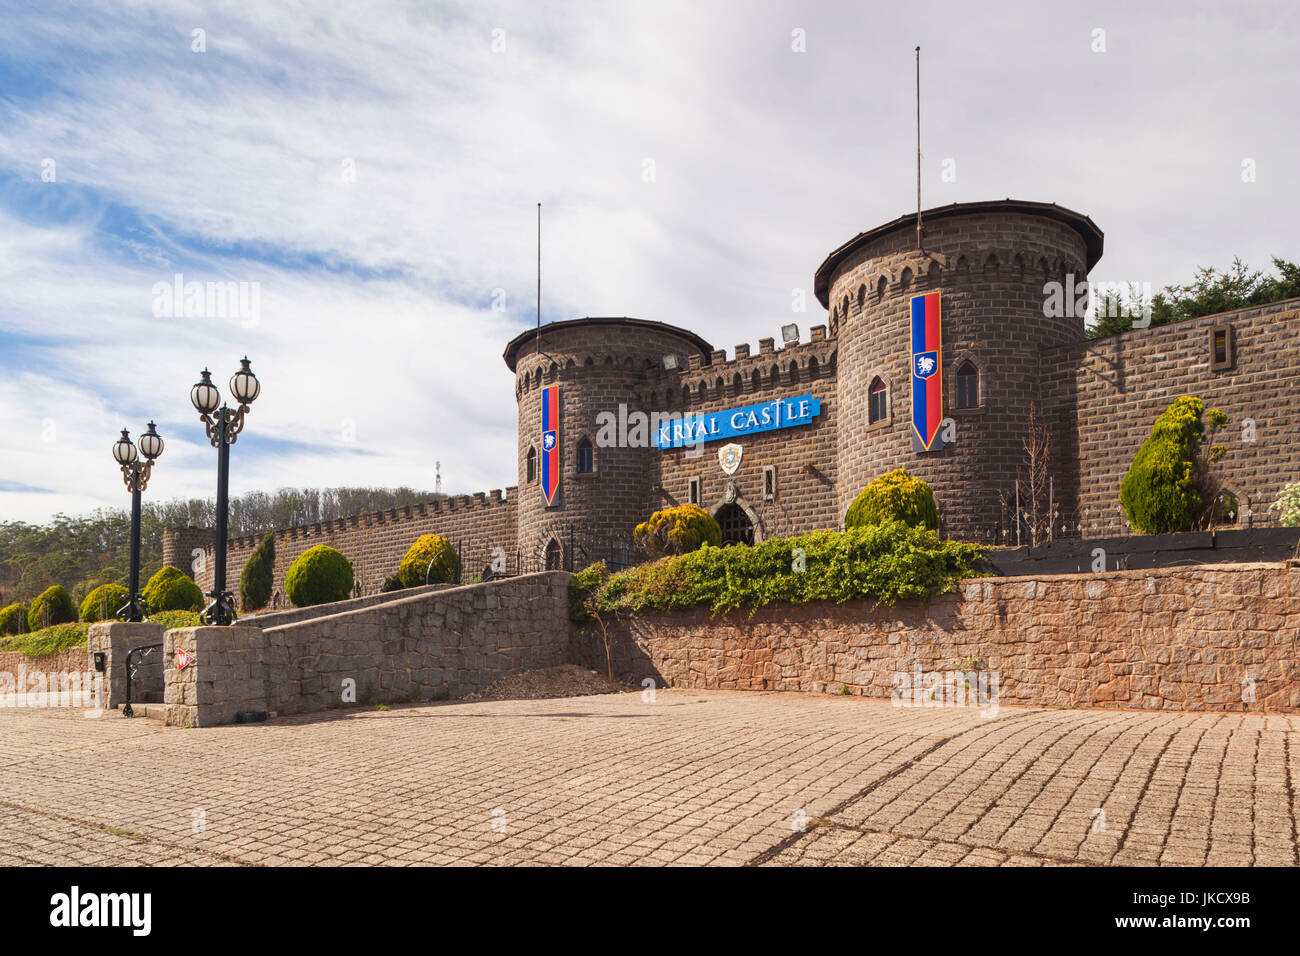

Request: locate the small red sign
(176, 649), (194, 670)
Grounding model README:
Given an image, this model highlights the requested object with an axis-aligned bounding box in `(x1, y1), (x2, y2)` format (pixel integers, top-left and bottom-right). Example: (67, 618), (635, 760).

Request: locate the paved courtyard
(1, 690), (1296, 866)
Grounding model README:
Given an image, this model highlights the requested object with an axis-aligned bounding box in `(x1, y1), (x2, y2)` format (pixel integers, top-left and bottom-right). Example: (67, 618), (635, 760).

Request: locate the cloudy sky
(0, 0), (1295, 524)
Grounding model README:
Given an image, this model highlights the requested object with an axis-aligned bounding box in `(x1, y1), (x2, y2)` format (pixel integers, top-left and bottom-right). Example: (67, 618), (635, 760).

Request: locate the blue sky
(0, 0), (1296, 524)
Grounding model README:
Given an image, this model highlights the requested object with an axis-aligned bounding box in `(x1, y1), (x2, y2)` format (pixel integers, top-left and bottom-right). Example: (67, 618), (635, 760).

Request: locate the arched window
(526, 446), (537, 482)
(955, 360), (980, 408)
(576, 436), (594, 474)
(868, 377), (888, 424)
(545, 539), (563, 571)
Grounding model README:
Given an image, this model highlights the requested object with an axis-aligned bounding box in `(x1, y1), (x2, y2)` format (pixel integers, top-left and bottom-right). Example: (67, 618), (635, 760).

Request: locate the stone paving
(0, 690), (1295, 866)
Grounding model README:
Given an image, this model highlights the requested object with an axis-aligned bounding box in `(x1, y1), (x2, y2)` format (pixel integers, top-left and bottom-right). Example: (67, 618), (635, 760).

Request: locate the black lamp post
(112, 422), (164, 622)
(190, 357), (261, 626)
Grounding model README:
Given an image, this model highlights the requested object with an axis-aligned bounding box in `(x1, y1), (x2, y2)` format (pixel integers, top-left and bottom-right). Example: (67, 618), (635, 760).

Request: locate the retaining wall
(574, 562), (1300, 712)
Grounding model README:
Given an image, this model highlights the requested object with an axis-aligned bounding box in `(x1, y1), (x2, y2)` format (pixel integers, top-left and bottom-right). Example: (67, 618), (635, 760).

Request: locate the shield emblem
(718, 443), (743, 475)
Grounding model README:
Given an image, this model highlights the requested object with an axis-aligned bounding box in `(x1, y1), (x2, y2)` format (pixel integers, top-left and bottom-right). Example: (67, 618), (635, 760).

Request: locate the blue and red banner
(540, 385), (560, 505)
(910, 292), (944, 452)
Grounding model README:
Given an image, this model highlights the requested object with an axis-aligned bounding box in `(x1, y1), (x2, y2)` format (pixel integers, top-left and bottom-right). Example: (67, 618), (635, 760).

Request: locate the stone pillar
(87, 621), (165, 710)
(163, 626), (268, 728)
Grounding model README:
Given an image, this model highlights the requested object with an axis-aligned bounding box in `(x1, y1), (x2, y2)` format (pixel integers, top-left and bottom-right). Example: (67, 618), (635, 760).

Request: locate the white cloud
(1, 0), (1297, 523)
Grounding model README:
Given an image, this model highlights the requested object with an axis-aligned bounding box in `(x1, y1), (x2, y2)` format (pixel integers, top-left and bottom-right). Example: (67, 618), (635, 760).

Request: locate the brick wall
(652, 329), (840, 539)
(165, 490), (518, 610)
(575, 563), (1300, 713)
(1042, 299), (1300, 535)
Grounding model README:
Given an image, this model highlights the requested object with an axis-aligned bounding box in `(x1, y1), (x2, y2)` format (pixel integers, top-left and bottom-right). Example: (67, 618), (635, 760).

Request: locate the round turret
(817, 200), (1103, 538)
(505, 317), (712, 565)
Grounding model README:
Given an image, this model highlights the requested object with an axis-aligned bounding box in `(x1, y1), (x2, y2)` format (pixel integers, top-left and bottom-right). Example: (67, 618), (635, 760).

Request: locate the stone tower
(504, 317), (712, 567)
(816, 200), (1103, 537)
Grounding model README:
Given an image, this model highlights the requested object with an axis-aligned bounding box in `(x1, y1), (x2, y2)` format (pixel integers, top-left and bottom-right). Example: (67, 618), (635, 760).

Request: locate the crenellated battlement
(219, 487), (519, 552)
(641, 329), (836, 408)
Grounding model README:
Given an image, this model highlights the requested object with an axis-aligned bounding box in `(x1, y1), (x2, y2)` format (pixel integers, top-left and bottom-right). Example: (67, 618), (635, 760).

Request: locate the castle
(164, 199), (1300, 605)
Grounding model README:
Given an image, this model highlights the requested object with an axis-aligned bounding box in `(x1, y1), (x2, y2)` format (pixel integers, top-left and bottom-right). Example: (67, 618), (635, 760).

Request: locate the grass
(0, 610), (201, 659)
(144, 610), (201, 629)
(0, 623), (90, 659)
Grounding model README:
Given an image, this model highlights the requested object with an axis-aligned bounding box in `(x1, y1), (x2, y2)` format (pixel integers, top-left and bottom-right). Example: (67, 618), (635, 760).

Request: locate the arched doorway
(544, 539), (563, 570)
(716, 503), (754, 546)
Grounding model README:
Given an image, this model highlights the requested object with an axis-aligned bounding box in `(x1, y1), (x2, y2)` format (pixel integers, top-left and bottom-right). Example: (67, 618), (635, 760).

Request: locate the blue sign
(656, 394), (821, 449)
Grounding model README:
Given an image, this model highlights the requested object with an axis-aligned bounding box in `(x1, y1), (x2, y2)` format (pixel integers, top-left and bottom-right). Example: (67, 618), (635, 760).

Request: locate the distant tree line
(1087, 256), (1300, 339)
(0, 486), (441, 607)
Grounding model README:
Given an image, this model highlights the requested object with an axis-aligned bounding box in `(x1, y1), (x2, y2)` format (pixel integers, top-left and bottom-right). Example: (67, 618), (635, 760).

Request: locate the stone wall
(574, 562), (1300, 713)
(0, 646), (94, 707)
(164, 625), (268, 728)
(87, 621), (164, 708)
(1041, 298), (1300, 535)
(162, 571), (573, 725)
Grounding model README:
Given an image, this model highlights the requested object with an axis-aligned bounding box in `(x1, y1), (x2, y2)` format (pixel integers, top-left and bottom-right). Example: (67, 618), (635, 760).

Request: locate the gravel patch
(460, 664), (628, 701)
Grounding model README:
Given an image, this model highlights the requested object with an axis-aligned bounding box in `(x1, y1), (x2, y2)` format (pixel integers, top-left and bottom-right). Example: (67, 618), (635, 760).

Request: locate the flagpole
(915, 45), (922, 250)
(536, 202), (541, 357)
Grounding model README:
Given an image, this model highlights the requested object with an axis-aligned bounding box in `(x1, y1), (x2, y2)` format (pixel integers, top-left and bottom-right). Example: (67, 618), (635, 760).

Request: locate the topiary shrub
(397, 534), (459, 588)
(285, 545), (355, 608)
(240, 534), (275, 613)
(27, 585), (77, 631)
(0, 603), (26, 635)
(79, 584), (130, 623)
(142, 566), (205, 613)
(1120, 396), (1226, 533)
(845, 469), (939, 531)
(633, 505), (722, 559)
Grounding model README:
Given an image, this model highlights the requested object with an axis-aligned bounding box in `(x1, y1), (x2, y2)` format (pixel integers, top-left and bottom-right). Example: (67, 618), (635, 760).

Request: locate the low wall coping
(972, 559), (1292, 585)
(262, 571), (573, 634)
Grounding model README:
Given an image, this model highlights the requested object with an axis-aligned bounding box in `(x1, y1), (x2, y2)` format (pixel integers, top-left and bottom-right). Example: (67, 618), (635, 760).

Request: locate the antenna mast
(435, 460), (442, 496)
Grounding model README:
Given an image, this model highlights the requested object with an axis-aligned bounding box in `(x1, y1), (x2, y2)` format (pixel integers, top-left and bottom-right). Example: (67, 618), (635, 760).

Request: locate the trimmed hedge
(142, 566), (205, 613)
(398, 534), (458, 588)
(0, 602), (26, 636)
(240, 533), (275, 612)
(633, 505), (722, 559)
(845, 469), (939, 530)
(27, 585), (77, 631)
(285, 545), (354, 608)
(577, 520), (982, 617)
(1119, 396), (1225, 533)
(79, 583), (130, 623)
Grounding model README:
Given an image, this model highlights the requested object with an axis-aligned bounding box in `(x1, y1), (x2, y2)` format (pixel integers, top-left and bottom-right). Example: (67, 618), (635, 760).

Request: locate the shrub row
(571, 519), (983, 619)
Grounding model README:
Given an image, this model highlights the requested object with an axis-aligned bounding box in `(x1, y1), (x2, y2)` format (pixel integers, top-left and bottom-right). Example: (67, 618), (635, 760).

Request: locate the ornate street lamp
(112, 422), (164, 622)
(191, 357), (261, 625)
